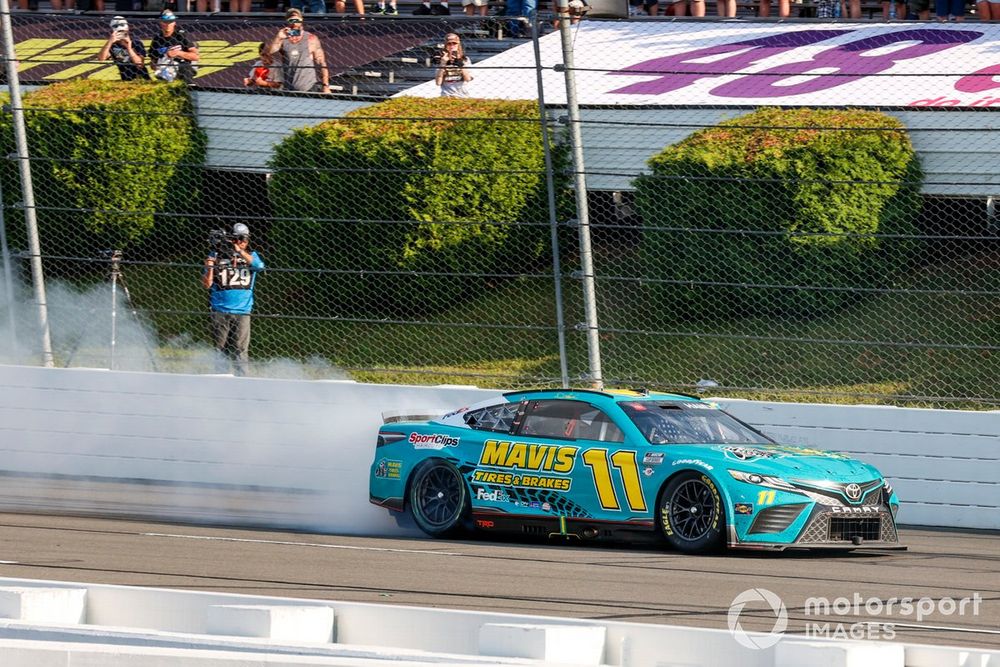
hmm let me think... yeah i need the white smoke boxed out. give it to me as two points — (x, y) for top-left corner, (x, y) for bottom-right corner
(0, 265), (349, 380)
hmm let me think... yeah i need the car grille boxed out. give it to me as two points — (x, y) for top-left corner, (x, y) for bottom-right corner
(829, 517), (880, 541)
(748, 503), (808, 535)
(797, 512), (898, 544)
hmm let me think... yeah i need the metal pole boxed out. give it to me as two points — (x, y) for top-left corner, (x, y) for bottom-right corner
(0, 0), (53, 367)
(109, 251), (120, 370)
(554, 0), (602, 389)
(531, 14), (569, 389)
(0, 174), (17, 353)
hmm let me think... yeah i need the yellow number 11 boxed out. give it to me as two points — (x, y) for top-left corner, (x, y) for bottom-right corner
(582, 449), (647, 512)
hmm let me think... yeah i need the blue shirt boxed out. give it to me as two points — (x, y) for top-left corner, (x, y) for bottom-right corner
(206, 251), (264, 315)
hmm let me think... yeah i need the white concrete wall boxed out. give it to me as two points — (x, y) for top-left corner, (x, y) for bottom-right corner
(0, 364), (996, 531)
(0, 576), (995, 667)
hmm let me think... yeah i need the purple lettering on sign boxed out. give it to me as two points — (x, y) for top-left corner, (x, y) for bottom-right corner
(713, 29), (981, 99)
(607, 30), (852, 96)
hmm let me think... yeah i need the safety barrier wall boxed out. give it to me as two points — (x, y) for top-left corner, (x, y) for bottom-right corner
(0, 364), (996, 531)
(0, 576), (994, 667)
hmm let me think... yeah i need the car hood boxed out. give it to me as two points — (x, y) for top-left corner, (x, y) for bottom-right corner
(706, 443), (880, 481)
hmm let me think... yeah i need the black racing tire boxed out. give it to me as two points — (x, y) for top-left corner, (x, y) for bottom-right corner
(658, 471), (725, 554)
(408, 459), (468, 538)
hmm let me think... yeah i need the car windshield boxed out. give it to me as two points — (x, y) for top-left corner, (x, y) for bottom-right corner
(620, 402), (774, 445)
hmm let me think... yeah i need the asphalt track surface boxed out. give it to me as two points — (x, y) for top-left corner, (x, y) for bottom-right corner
(0, 513), (996, 651)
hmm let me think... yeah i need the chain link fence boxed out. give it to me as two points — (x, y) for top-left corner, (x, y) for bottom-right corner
(1, 11), (998, 407)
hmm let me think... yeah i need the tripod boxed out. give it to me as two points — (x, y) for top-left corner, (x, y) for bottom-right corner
(65, 250), (158, 371)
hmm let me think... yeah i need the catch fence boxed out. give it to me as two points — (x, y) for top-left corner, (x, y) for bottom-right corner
(1, 10), (998, 407)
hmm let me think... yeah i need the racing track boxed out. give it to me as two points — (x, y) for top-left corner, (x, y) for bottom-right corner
(0, 512), (996, 651)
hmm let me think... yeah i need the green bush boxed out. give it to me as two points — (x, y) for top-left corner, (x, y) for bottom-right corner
(633, 108), (923, 319)
(0, 80), (205, 260)
(267, 96), (564, 316)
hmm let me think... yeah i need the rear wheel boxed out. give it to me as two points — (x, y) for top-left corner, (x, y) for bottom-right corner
(659, 471), (725, 554)
(408, 460), (468, 537)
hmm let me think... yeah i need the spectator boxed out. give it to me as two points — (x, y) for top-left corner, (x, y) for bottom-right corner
(462, 0), (487, 15)
(414, 0), (451, 13)
(201, 223), (265, 377)
(758, 0), (790, 16)
(906, 0), (931, 17)
(977, 0), (999, 19)
(289, 0), (328, 12)
(244, 41), (282, 90)
(374, 0), (399, 12)
(936, 0), (966, 17)
(231, 0), (252, 12)
(335, 0), (366, 13)
(881, 0), (906, 16)
(552, 0), (587, 20)
(435, 33), (472, 98)
(269, 9), (332, 93)
(149, 10), (199, 85)
(669, 0), (705, 15)
(503, 0), (531, 33)
(716, 0), (735, 15)
(98, 16), (149, 81)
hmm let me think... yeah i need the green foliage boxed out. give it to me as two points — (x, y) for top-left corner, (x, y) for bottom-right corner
(267, 96), (564, 316)
(0, 80), (205, 259)
(633, 108), (923, 318)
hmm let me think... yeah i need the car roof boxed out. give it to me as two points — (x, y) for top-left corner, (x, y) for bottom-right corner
(502, 388), (704, 405)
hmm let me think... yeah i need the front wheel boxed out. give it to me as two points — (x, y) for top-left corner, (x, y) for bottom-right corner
(408, 459), (468, 538)
(658, 471), (725, 554)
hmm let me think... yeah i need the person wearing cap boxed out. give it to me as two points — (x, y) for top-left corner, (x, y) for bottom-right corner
(149, 10), (199, 85)
(201, 223), (265, 377)
(98, 16), (149, 81)
(268, 9), (331, 94)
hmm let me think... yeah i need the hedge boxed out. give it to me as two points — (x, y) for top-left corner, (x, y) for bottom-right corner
(633, 108), (923, 319)
(0, 80), (205, 261)
(267, 96), (564, 316)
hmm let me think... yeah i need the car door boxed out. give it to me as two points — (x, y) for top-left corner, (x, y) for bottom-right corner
(515, 399), (649, 521)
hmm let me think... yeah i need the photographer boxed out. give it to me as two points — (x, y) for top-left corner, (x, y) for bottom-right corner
(98, 16), (149, 81)
(434, 33), (472, 98)
(201, 223), (265, 377)
(149, 10), (199, 85)
(268, 9), (331, 94)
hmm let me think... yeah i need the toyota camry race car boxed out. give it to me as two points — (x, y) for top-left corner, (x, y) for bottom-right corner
(369, 389), (904, 553)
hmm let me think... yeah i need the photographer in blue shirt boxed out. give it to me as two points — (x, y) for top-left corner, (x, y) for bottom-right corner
(201, 223), (264, 376)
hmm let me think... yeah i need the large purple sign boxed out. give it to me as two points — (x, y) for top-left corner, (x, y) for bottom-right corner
(401, 22), (1000, 107)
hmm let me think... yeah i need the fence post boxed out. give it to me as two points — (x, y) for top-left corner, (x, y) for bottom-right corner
(554, 0), (602, 389)
(532, 14), (569, 389)
(0, 173), (15, 352)
(0, 0), (53, 367)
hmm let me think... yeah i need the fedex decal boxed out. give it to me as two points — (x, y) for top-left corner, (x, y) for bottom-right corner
(402, 23), (1000, 107)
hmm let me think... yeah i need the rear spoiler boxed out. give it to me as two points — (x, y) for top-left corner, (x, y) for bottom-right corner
(381, 409), (447, 424)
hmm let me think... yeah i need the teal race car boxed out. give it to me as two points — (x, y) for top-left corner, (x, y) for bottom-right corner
(369, 389), (904, 553)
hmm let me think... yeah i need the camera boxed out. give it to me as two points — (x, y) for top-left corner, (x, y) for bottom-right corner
(289, 28), (301, 36)
(113, 29), (128, 41)
(208, 228), (239, 257)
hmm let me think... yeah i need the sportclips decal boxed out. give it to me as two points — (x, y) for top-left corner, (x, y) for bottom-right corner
(402, 22), (1000, 107)
(10, 13), (450, 88)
